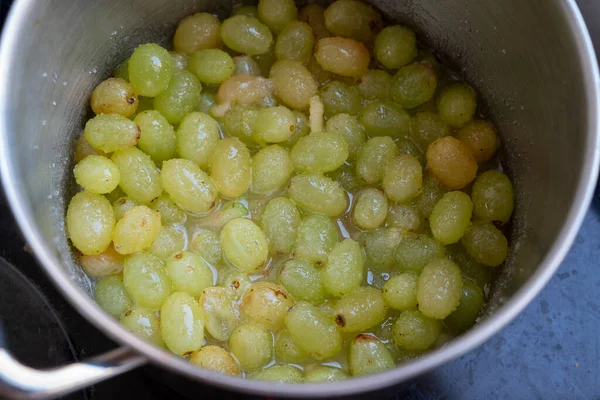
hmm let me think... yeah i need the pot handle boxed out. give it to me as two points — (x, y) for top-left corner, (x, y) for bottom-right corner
(0, 346), (146, 400)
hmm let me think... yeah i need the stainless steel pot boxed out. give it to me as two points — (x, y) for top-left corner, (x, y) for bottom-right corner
(0, 0), (598, 399)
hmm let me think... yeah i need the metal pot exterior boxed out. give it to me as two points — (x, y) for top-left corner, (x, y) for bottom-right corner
(0, 0), (598, 398)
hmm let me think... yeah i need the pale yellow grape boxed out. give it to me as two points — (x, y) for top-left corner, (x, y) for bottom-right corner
(251, 145), (294, 196)
(229, 322), (273, 370)
(196, 200), (249, 231)
(348, 334), (395, 376)
(209, 137), (251, 198)
(161, 159), (218, 214)
(74, 134), (108, 164)
(233, 56), (262, 76)
(279, 258), (327, 304)
(166, 251), (214, 297)
(120, 307), (164, 347)
(356, 136), (398, 184)
(324, 0), (382, 43)
(455, 120), (498, 164)
(288, 174), (348, 217)
(221, 15), (273, 56)
(252, 365), (304, 383)
(122, 252), (172, 310)
(79, 244), (124, 278)
(322, 239), (364, 297)
(113, 206), (161, 255)
(383, 272), (419, 311)
(334, 287), (388, 332)
(360, 101), (410, 138)
(299, 4), (330, 41)
(189, 346), (241, 376)
(214, 75), (273, 115)
(112, 197), (138, 221)
(357, 228), (403, 270)
(417, 258), (463, 319)
(134, 110), (177, 165)
(173, 13), (222, 55)
(260, 197), (301, 254)
(176, 112), (220, 169)
(285, 302), (342, 360)
(188, 49), (235, 85)
(357, 70), (392, 101)
(220, 218), (269, 273)
(161, 292), (204, 355)
(275, 329), (310, 363)
(382, 154), (423, 204)
(392, 310), (441, 350)
(305, 365), (349, 382)
(386, 203), (421, 232)
(325, 114), (367, 161)
(84, 114), (140, 153)
(111, 147), (162, 204)
(461, 221), (509, 267)
(153, 70), (202, 124)
(170, 52), (188, 72)
(190, 229), (222, 266)
(128, 43), (173, 97)
(219, 269), (253, 298)
(148, 226), (185, 260)
(199, 286), (239, 341)
(270, 60), (318, 111)
(66, 191), (115, 256)
(393, 233), (445, 273)
(430, 191), (473, 245)
(426, 136), (478, 190)
(471, 170), (514, 224)
(275, 21), (314, 64)
(241, 282), (294, 330)
(294, 214), (338, 266)
(148, 195), (187, 226)
(74, 155), (120, 194)
(258, 0), (297, 34)
(352, 188), (388, 230)
(90, 77), (138, 117)
(254, 106), (296, 144)
(290, 131), (348, 174)
(314, 37), (370, 77)
(94, 275), (132, 318)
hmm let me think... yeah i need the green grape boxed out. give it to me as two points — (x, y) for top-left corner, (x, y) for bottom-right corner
(324, 0), (382, 43)
(270, 60), (318, 111)
(254, 106), (296, 144)
(219, 269), (253, 298)
(446, 243), (495, 290)
(134, 110), (177, 165)
(417, 258), (463, 319)
(148, 226), (185, 260)
(387, 203), (421, 232)
(251, 145), (294, 196)
(334, 287), (388, 332)
(471, 170), (514, 224)
(188, 49), (235, 85)
(348, 334), (395, 376)
(136, 96), (155, 114)
(261, 197), (301, 254)
(306, 54), (334, 86)
(392, 310), (441, 350)
(176, 112), (220, 169)
(170, 52), (188, 72)
(241, 282), (294, 330)
(319, 81), (361, 118)
(113, 205), (161, 255)
(95, 275), (132, 318)
(229, 322), (273, 370)
(275, 21), (314, 64)
(79, 244), (124, 278)
(254, 49), (278, 77)
(197, 88), (217, 113)
(305, 365), (348, 382)
(209, 137), (251, 198)
(456, 120), (498, 163)
(196, 200), (249, 231)
(357, 228), (403, 270)
(190, 229), (221, 266)
(161, 158), (218, 214)
(282, 111), (310, 148)
(430, 191), (473, 245)
(253, 365), (304, 383)
(374, 25), (417, 69)
(113, 58), (129, 80)
(299, 4), (330, 41)
(325, 114), (367, 161)
(410, 112), (450, 150)
(352, 188), (388, 230)
(382, 154), (423, 204)
(153, 71), (202, 124)
(112, 196), (138, 221)
(391, 62), (438, 109)
(279, 258), (327, 304)
(173, 13), (222, 55)
(84, 114), (140, 153)
(322, 239), (364, 297)
(90, 77), (138, 118)
(396, 137), (425, 165)
(285, 302), (342, 360)
(120, 307), (164, 347)
(412, 173), (446, 219)
(111, 147), (162, 204)
(74, 134), (108, 164)
(189, 345), (241, 376)
(356, 136), (398, 184)
(315, 37), (370, 77)
(461, 221), (508, 267)
(383, 271), (419, 311)
(436, 83), (477, 128)
(233, 5), (259, 17)
(333, 162), (371, 194)
(123, 252), (172, 310)
(74, 155), (120, 194)
(221, 15), (273, 56)
(148, 195), (186, 226)
(359, 101), (410, 138)
(294, 214), (338, 266)
(275, 329), (310, 363)
(288, 174), (348, 217)
(233, 56), (262, 76)
(66, 191), (114, 256)
(220, 218), (269, 273)
(166, 251), (214, 297)
(222, 105), (260, 146)
(426, 136), (478, 190)
(258, 0), (297, 34)
(291, 131), (349, 174)
(393, 233), (445, 273)
(161, 292), (204, 356)
(357, 70), (392, 101)
(128, 43), (173, 97)
(199, 286), (238, 341)
(445, 279), (485, 334)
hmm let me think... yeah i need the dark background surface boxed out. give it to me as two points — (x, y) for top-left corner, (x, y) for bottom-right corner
(1, 1), (600, 399)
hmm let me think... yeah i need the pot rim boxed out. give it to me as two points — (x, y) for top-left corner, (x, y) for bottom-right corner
(1, 0), (599, 397)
